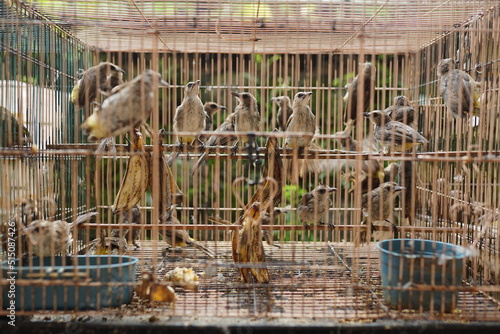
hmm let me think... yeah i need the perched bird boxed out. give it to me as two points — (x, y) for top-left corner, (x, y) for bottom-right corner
(203, 101), (227, 132)
(71, 62), (125, 110)
(398, 161), (417, 226)
(0, 106), (32, 147)
(364, 110), (428, 154)
(332, 131), (384, 180)
(361, 182), (404, 242)
(81, 70), (168, 141)
(173, 80), (207, 147)
(384, 95), (415, 125)
(285, 92), (317, 183)
(437, 58), (480, 118)
(271, 95), (293, 131)
(285, 92), (316, 150)
(343, 62), (376, 133)
(160, 215), (216, 258)
(191, 112), (237, 173)
(297, 185), (336, 230)
(23, 212), (98, 257)
(111, 205), (141, 249)
(231, 91), (261, 147)
(234, 202), (269, 283)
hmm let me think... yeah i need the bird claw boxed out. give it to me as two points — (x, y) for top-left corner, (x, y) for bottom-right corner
(303, 223), (311, 230)
(231, 142), (239, 154)
(328, 222), (335, 230)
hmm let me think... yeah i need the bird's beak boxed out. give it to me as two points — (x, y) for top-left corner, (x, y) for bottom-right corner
(159, 79), (169, 87)
(195, 80), (201, 85)
(119, 68), (126, 73)
(394, 186), (406, 192)
(220, 105), (227, 110)
(363, 112), (371, 117)
(328, 187), (337, 193)
(231, 91), (240, 97)
(271, 97), (276, 101)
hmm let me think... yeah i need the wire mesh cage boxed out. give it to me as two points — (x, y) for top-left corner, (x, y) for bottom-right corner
(1, 0), (500, 330)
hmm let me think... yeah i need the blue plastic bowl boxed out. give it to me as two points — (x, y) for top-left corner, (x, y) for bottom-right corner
(1, 255), (138, 311)
(376, 239), (470, 312)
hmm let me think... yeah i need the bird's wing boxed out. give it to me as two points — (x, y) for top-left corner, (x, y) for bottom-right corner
(383, 122), (425, 144)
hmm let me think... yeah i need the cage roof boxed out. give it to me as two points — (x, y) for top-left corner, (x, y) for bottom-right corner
(18, 0), (497, 54)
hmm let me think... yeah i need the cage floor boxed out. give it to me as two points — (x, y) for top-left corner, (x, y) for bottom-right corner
(23, 240), (500, 324)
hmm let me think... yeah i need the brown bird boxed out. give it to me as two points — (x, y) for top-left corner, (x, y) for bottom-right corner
(285, 92), (317, 184)
(0, 106), (32, 147)
(231, 91), (261, 147)
(271, 95), (293, 131)
(173, 80), (207, 147)
(332, 131), (384, 181)
(343, 62), (376, 133)
(297, 185), (336, 230)
(234, 202), (269, 283)
(364, 110), (428, 154)
(160, 215), (216, 258)
(437, 58), (480, 118)
(81, 70), (169, 141)
(23, 212), (98, 257)
(111, 205), (141, 249)
(384, 95), (415, 125)
(398, 161), (417, 226)
(203, 101), (227, 132)
(191, 112), (237, 173)
(361, 182), (404, 242)
(285, 92), (316, 150)
(71, 62), (125, 110)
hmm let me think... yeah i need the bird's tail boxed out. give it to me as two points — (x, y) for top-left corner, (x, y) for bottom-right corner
(191, 152), (208, 175)
(187, 239), (216, 258)
(69, 211), (99, 229)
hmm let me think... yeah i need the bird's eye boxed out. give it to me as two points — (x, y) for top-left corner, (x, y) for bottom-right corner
(319, 188), (327, 194)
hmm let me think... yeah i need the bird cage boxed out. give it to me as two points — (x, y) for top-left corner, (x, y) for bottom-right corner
(1, 0), (500, 330)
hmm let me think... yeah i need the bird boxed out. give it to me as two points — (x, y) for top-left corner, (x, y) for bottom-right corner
(71, 62), (125, 110)
(160, 215), (216, 258)
(285, 92), (316, 150)
(81, 69), (169, 141)
(173, 80), (207, 147)
(398, 161), (417, 226)
(0, 106), (32, 147)
(271, 95), (293, 131)
(343, 62), (376, 133)
(364, 110), (428, 154)
(331, 131), (384, 181)
(203, 101), (227, 132)
(360, 182), (404, 242)
(231, 91), (261, 148)
(23, 212), (98, 257)
(111, 205), (141, 249)
(285, 92), (317, 183)
(191, 112), (237, 173)
(437, 58), (480, 118)
(297, 185), (336, 230)
(384, 95), (415, 125)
